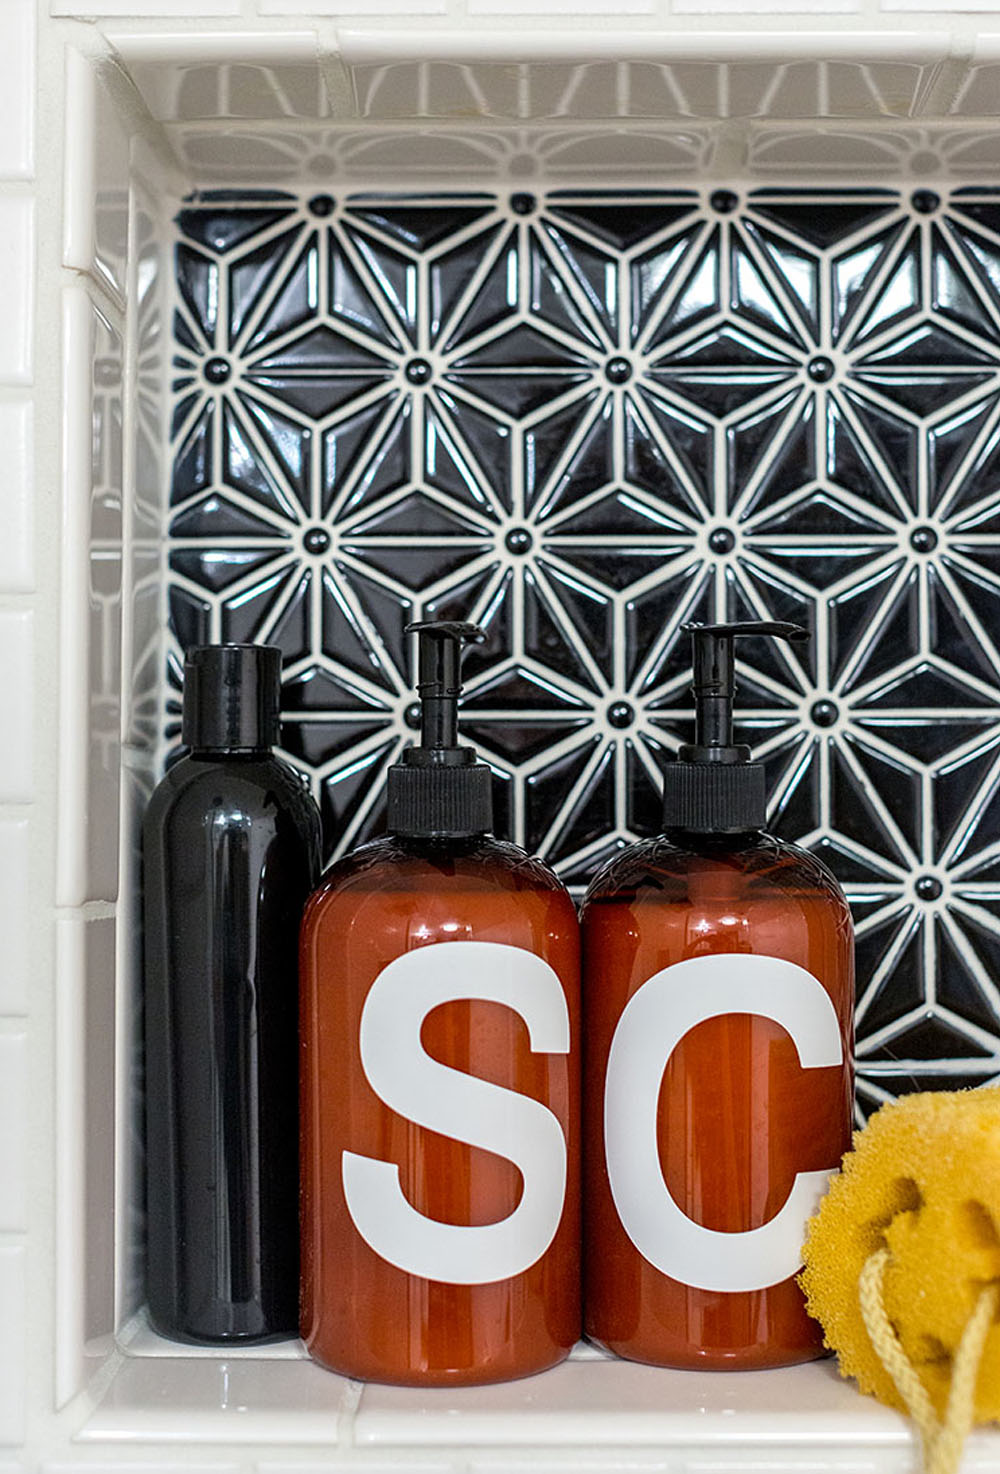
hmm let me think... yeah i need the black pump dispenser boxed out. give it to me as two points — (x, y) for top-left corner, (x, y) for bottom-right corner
(387, 621), (493, 838)
(662, 620), (809, 833)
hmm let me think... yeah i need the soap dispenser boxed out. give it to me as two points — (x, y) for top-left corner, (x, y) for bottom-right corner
(581, 620), (854, 1371)
(299, 621), (581, 1386)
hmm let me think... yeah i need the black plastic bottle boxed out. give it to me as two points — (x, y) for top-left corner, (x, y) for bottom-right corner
(143, 644), (322, 1343)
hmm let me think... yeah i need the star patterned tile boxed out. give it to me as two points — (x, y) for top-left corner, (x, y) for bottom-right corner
(168, 184), (1000, 1111)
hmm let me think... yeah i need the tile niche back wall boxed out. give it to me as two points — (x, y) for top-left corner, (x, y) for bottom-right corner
(168, 182), (1000, 1116)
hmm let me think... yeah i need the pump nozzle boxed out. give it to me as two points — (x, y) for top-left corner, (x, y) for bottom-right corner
(663, 619), (810, 833)
(407, 620), (485, 751)
(386, 620), (493, 838)
(681, 620), (808, 763)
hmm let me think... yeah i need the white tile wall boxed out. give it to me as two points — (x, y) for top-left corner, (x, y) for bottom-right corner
(0, 400), (33, 595)
(0, 1032), (28, 1233)
(0, 1245), (26, 1445)
(0, 0), (34, 181)
(260, 0), (446, 10)
(0, 199), (33, 385)
(0, 821), (29, 1017)
(53, 0), (242, 14)
(470, 0), (653, 11)
(0, 612), (33, 804)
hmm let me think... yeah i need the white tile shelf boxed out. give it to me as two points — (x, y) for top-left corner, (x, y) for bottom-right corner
(83, 1323), (933, 1466)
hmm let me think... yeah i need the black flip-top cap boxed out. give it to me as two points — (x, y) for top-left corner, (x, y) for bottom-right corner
(182, 644), (282, 752)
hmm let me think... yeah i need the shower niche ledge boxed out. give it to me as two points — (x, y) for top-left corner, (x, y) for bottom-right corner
(53, 21), (1000, 1470)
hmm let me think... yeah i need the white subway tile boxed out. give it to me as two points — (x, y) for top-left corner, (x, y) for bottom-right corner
(0, 0), (33, 180)
(53, 0), (241, 14)
(678, 0), (856, 11)
(0, 820), (29, 1016)
(0, 198), (33, 384)
(471, 0), (652, 11)
(260, 0), (445, 10)
(0, 1032), (27, 1231)
(0, 612), (32, 803)
(0, 399), (33, 593)
(0, 1245), (26, 1445)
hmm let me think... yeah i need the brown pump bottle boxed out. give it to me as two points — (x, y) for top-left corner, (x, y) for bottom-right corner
(581, 621), (854, 1371)
(299, 622), (581, 1386)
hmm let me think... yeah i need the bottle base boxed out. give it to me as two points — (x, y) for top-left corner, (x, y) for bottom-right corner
(146, 1307), (299, 1347)
(585, 1334), (832, 1372)
(304, 1339), (575, 1387)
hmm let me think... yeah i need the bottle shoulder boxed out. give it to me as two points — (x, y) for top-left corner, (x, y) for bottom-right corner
(145, 752), (320, 836)
(581, 831), (849, 914)
(306, 833), (574, 908)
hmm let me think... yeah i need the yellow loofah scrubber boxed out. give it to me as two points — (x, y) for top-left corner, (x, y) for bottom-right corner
(801, 1087), (1000, 1474)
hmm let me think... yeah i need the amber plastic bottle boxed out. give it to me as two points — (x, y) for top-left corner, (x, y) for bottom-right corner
(300, 621), (580, 1386)
(581, 621), (854, 1371)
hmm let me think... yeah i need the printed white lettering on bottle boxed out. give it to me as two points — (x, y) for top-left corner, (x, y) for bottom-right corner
(604, 953), (843, 1293)
(342, 940), (571, 1285)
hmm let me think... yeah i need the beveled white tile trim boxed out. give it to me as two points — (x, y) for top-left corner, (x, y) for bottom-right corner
(0, 197), (33, 386)
(105, 29), (323, 122)
(79, 1357), (354, 1443)
(0, 0), (34, 181)
(54, 915), (86, 1409)
(0, 612), (33, 804)
(0, 399), (33, 594)
(0, 1031), (28, 1232)
(0, 1244), (26, 1445)
(336, 28), (949, 63)
(0, 820), (29, 1016)
(56, 289), (93, 909)
(63, 49), (98, 279)
(353, 1356), (908, 1449)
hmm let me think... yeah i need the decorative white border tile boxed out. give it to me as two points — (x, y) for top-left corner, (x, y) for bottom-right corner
(0, 399), (33, 594)
(0, 611), (33, 804)
(0, 1031), (28, 1232)
(0, 0), (34, 181)
(0, 1245), (26, 1445)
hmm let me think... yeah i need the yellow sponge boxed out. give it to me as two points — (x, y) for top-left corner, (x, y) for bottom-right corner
(800, 1088), (1000, 1420)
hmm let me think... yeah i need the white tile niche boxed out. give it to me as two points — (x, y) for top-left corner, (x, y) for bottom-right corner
(42, 20), (1000, 1472)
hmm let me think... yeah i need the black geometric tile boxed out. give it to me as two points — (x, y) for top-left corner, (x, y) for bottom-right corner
(169, 186), (1000, 1100)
